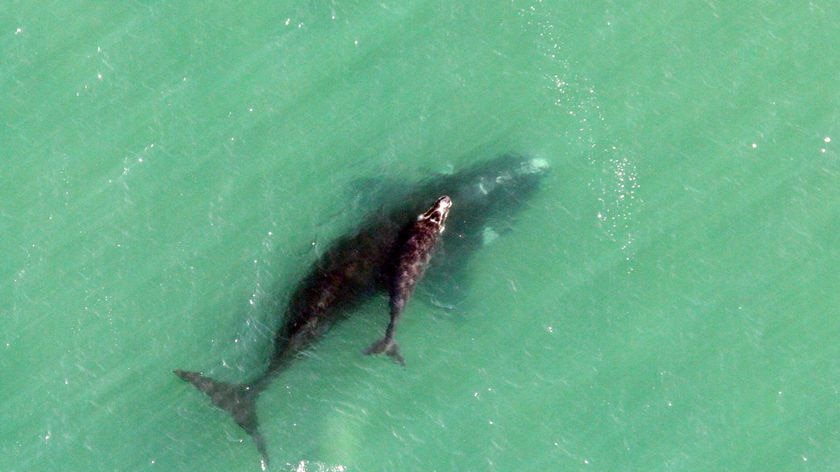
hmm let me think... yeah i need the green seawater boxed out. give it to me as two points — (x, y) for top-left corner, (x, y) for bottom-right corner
(2, 2), (838, 471)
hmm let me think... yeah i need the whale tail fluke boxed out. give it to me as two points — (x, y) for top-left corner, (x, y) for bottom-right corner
(364, 338), (405, 366)
(174, 369), (269, 471)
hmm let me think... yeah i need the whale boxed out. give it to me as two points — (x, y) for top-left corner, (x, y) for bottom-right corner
(174, 154), (548, 469)
(365, 195), (452, 365)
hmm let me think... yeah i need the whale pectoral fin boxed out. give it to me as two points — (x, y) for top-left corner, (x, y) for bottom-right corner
(364, 338), (405, 366)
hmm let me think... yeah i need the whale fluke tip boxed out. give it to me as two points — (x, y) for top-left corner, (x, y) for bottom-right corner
(174, 368), (269, 468)
(365, 338), (405, 366)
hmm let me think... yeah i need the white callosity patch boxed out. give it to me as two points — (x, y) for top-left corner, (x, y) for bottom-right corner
(525, 157), (550, 173)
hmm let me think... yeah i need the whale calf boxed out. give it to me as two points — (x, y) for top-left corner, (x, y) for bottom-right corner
(174, 155), (548, 469)
(366, 195), (452, 365)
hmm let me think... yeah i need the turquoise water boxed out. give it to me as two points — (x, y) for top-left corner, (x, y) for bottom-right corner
(2, 2), (838, 471)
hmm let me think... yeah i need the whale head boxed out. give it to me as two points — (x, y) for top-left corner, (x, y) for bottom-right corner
(418, 195), (453, 233)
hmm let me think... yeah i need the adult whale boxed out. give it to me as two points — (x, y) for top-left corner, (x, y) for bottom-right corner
(174, 154), (548, 469)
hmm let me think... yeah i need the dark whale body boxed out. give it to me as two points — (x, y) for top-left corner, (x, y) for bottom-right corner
(174, 155), (548, 469)
(366, 195), (452, 365)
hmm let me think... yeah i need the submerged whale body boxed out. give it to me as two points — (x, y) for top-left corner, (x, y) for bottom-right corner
(174, 154), (548, 469)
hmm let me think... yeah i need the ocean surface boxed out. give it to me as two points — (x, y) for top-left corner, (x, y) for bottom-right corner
(2, 2), (838, 471)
